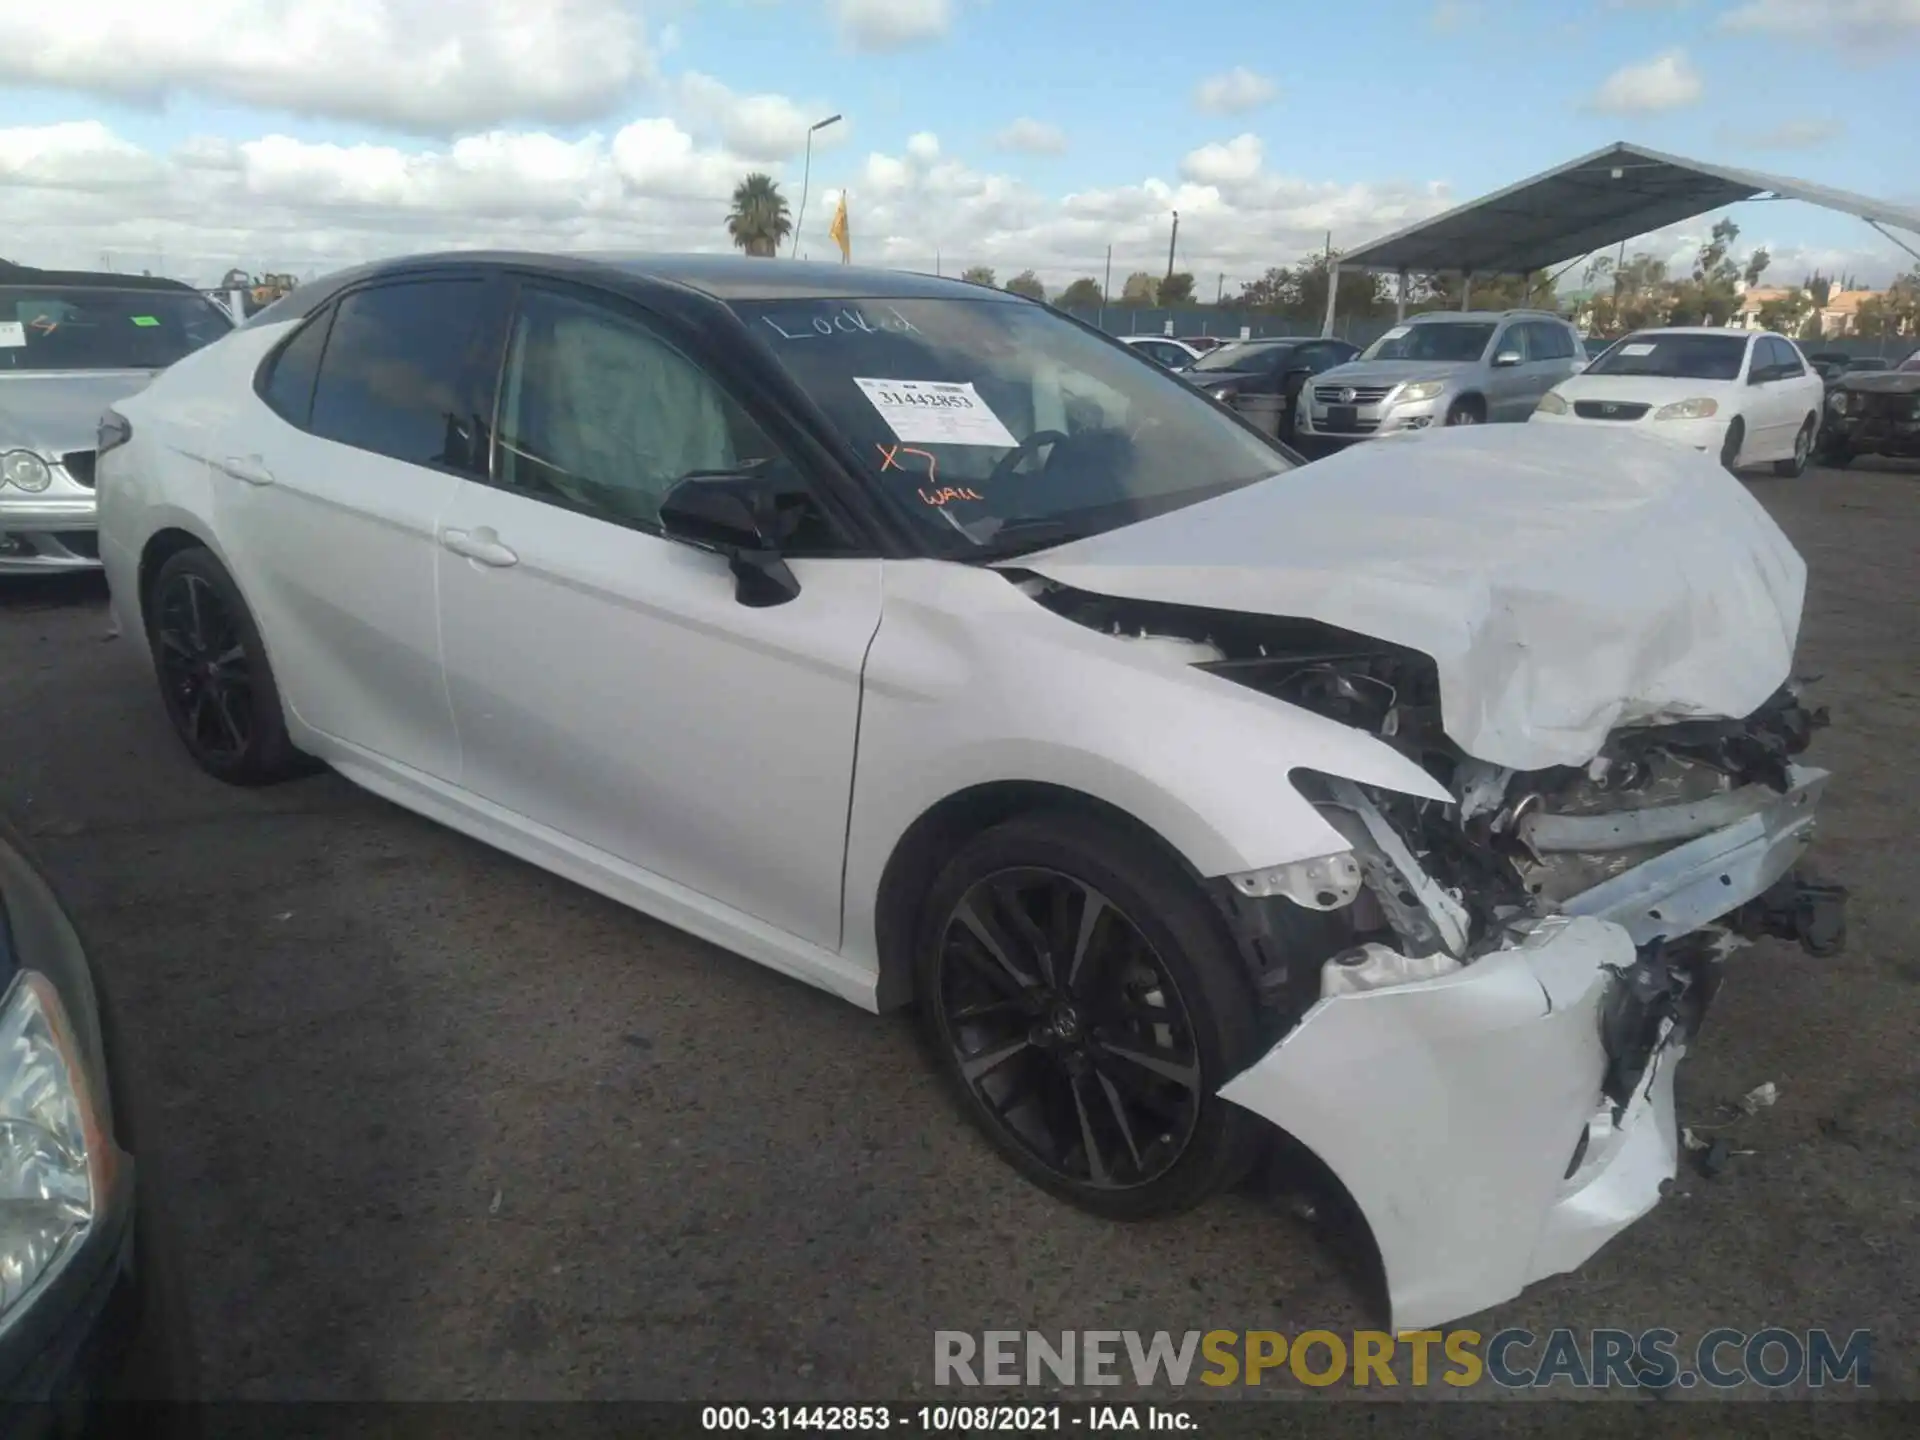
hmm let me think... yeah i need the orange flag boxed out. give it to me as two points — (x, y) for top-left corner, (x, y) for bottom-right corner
(828, 192), (850, 263)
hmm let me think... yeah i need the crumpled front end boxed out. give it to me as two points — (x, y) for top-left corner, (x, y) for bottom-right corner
(1206, 668), (1844, 1330)
(1021, 579), (1846, 1328)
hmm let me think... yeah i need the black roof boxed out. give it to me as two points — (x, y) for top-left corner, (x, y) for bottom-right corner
(245, 250), (1019, 328)
(0, 261), (200, 294)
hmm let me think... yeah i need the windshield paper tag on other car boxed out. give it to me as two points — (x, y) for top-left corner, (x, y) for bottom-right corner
(1620, 342), (1657, 356)
(853, 378), (1019, 447)
(130, 316), (161, 327)
(0, 321), (24, 348)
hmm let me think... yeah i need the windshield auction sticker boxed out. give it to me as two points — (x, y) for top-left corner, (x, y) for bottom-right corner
(854, 378), (1019, 448)
(0, 322), (24, 348)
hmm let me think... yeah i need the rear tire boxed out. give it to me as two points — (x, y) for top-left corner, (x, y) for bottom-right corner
(1719, 418), (1746, 472)
(1774, 416), (1816, 477)
(144, 548), (313, 786)
(914, 811), (1269, 1221)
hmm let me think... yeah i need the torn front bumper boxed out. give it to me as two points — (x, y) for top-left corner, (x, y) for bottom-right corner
(1218, 763), (1839, 1332)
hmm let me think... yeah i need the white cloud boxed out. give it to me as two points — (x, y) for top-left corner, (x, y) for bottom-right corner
(0, 0), (651, 134)
(13, 118), (1902, 297)
(1584, 49), (1704, 113)
(992, 118), (1068, 155)
(1720, 0), (1920, 54)
(1726, 116), (1846, 150)
(673, 73), (847, 162)
(1192, 67), (1278, 115)
(1180, 135), (1263, 187)
(831, 0), (953, 52)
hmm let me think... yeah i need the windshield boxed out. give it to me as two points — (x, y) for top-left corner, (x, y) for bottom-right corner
(1584, 332), (1748, 381)
(1188, 341), (1290, 373)
(0, 285), (233, 373)
(732, 297), (1294, 558)
(1360, 322), (1495, 363)
(1845, 358), (1889, 371)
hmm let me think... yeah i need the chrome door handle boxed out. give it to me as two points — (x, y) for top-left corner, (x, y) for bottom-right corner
(440, 527), (519, 568)
(221, 456), (275, 486)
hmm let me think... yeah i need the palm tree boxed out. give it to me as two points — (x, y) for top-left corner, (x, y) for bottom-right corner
(726, 173), (793, 259)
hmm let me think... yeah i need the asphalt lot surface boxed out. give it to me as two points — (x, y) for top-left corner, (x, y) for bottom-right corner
(1, 460), (1914, 1409)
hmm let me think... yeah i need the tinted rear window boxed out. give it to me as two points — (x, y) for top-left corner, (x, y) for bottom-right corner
(309, 280), (489, 470)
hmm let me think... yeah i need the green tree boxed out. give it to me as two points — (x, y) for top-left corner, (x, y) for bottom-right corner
(960, 264), (997, 287)
(1757, 290), (1814, 336)
(1234, 267), (1291, 311)
(1742, 247), (1772, 290)
(1004, 270), (1046, 301)
(1158, 272), (1197, 307)
(1412, 270), (1559, 314)
(1289, 253), (1389, 323)
(725, 173), (792, 258)
(1804, 272), (1833, 308)
(1056, 277), (1104, 309)
(1120, 271), (1158, 305)
(1668, 218), (1745, 325)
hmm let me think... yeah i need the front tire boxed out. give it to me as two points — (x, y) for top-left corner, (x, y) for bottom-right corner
(145, 548), (312, 786)
(1719, 418), (1746, 472)
(914, 811), (1268, 1220)
(1774, 416), (1816, 477)
(1443, 396), (1483, 427)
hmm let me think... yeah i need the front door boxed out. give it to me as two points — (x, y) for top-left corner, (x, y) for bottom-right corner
(434, 278), (883, 950)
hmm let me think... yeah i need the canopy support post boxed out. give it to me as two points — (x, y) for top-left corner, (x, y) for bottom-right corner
(1461, 272), (1473, 310)
(1320, 261), (1340, 337)
(1395, 269), (1408, 322)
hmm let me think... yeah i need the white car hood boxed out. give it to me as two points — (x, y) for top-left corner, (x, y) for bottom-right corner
(1015, 424), (1806, 771)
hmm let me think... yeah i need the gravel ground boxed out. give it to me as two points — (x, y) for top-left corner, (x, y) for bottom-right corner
(0, 461), (1913, 1416)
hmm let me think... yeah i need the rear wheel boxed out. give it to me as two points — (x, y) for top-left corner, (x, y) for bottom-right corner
(1774, 416), (1816, 477)
(914, 812), (1268, 1220)
(1719, 418), (1746, 472)
(145, 548), (312, 785)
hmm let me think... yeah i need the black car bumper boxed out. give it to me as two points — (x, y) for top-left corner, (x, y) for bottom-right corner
(1825, 411), (1920, 457)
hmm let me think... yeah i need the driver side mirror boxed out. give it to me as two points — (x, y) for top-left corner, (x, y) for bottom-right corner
(658, 469), (803, 608)
(1491, 350), (1522, 368)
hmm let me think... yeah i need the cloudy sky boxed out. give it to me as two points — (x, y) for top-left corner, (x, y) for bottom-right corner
(0, 0), (1913, 293)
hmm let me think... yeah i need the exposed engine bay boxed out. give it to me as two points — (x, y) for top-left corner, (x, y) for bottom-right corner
(1022, 575), (1844, 1047)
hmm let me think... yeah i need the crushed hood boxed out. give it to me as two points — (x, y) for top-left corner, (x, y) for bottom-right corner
(0, 370), (158, 452)
(1015, 424), (1806, 771)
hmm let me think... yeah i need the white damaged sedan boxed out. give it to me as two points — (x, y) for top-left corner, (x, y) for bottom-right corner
(93, 253), (1843, 1331)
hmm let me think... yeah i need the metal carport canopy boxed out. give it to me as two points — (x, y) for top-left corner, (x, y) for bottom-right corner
(1336, 141), (1920, 277)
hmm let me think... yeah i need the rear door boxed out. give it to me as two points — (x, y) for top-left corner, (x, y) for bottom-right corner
(215, 272), (501, 779)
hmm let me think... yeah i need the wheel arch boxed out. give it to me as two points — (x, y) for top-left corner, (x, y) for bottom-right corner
(136, 524), (218, 632)
(870, 780), (1210, 1012)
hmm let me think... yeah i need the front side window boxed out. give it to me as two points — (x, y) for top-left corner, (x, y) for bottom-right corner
(496, 285), (796, 533)
(309, 279), (490, 471)
(1584, 332), (1749, 382)
(1360, 322), (1496, 363)
(1769, 337), (1805, 376)
(0, 285), (232, 372)
(731, 296), (1294, 559)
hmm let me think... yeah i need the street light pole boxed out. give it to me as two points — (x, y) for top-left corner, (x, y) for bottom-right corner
(1165, 211), (1179, 281)
(791, 113), (843, 259)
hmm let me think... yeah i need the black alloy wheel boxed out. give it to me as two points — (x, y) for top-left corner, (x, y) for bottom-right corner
(146, 548), (311, 785)
(155, 571), (254, 766)
(933, 867), (1202, 1194)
